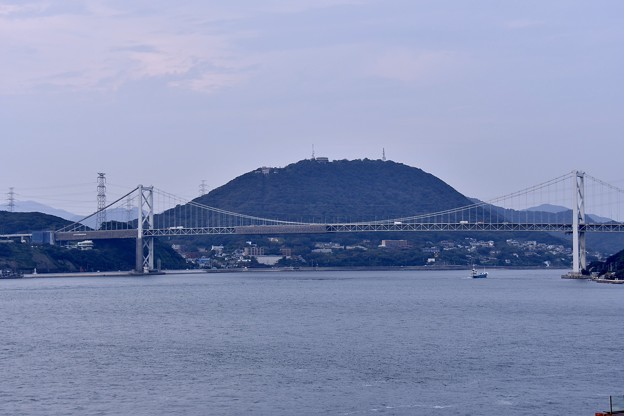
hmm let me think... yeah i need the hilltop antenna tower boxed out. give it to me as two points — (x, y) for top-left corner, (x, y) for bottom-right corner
(311, 144), (315, 160)
(96, 173), (107, 230)
(7, 187), (15, 212)
(382, 148), (386, 161)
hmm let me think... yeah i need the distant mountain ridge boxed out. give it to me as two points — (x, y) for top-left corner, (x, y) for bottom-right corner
(1, 200), (82, 222)
(525, 203), (568, 213)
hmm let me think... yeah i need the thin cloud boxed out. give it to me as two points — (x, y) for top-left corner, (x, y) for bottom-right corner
(0, 1), (377, 94)
(265, 0), (368, 14)
(0, 2), (250, 94)
(170, 71), (247, 92)
(505, 19), (545, 29)
(368, 48), (462, 84)
(0, 3), (46, 16)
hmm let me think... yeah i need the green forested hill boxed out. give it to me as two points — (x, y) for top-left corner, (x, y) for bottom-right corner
(588, 248), (624, 278)
(0, 211), (72, 234)
(195, 159), (473, 222)
(163, 158), (596, 268)
(0, 212), (186, 273)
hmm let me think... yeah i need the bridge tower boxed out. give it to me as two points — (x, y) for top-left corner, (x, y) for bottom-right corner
(136, 185), (155, 273)
(572, 170), (586, 274)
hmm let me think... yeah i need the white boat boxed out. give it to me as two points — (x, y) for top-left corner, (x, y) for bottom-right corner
(471, 267), (488, 279)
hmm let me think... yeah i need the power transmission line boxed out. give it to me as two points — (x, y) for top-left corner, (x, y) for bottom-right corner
(7, 187), (15, 212)
(199, 180), (208, 196)
(97, 173), (107, 230)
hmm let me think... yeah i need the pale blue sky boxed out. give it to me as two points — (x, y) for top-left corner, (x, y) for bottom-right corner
(1, 0), (623, 214)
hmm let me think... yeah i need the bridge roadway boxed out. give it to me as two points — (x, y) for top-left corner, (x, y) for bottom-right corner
(53, 222), (624, 241)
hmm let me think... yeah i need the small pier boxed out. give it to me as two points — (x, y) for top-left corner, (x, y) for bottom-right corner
(561, 271), (589, 280)
(592, 277), (624, 284)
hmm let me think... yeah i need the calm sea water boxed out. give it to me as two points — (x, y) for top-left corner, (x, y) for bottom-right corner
(0, 269), (622, 415)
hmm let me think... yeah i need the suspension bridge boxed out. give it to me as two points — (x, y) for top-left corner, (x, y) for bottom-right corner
(48, 170), (624, 275)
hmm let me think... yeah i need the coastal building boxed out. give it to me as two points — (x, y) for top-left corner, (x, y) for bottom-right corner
(255, 255), (282, 266)
(379, 240), (410, 249)
(76, 240), (93, 250)
(244, 246), (264, 256)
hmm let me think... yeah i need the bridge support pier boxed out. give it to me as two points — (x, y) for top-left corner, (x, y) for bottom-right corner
(572, 171), (586, 274)
(136, 185), (155, 274)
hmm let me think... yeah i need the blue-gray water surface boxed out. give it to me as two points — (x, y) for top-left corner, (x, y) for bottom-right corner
(1, 269), (622, 415)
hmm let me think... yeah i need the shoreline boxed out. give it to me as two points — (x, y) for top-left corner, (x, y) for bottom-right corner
(20, 269), (205, 279)
(203, 265), (567, 273)
(16, 265), (570, 279)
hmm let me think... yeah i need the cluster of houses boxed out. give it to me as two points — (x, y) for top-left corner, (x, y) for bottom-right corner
(419, 238), (574, 266)
(171, 235), (581, 269)
(172, 243), (290, 269)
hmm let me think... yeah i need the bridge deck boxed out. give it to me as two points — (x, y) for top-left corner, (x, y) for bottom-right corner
(53, 222), (624, 240)
(55, 230), (137, 241)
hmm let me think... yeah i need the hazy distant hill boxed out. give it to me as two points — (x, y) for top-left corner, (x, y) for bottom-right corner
(0, 201), (138, 229)
(525, 203), (568, 213)
(76, 208), (138, 229)
(192, 159), (474, 222)
(1, 201), (82, 222)
(472, 202), (624, 254)
(524, 204), (612, 223)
